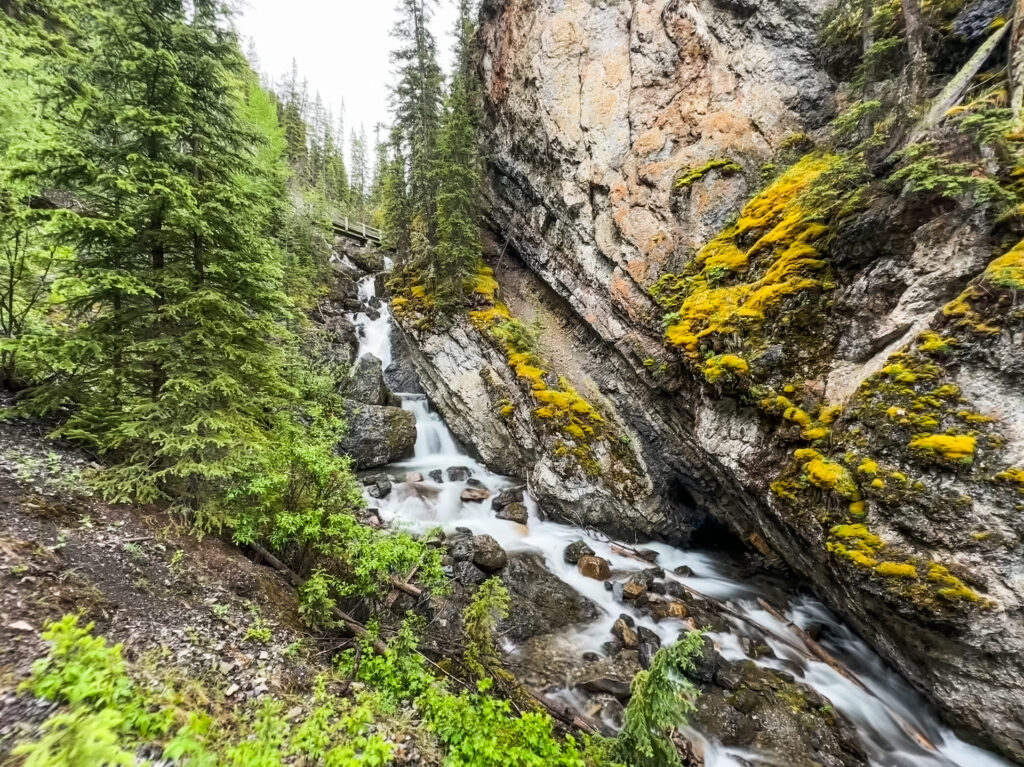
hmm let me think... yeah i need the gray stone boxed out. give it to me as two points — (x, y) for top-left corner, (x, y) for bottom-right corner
(472, 535), (508, 571)
(495, 502), (528, 525)
(447, 466), (473, 482)
(563, 539), (595, 565)
(492, 486), (525, 510)
(339, 404), (416, 470)
(344, 354), (390, 406)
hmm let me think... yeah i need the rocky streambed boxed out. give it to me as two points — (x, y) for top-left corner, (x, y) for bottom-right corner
(326, 247), (1013, 767)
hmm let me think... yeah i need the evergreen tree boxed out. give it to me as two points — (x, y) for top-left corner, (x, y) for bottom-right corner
(349, 123), (369, 216)
(23, 0), (295, 514)
(389, 0), (443, 261)
(280, 59), (308, 173)
(380, 127), (411, 255)
(432, 0), (483, 309)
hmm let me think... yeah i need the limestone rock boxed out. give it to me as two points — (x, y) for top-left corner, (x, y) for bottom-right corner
(461, 487), (491, 504)
(344, 354), (390, 406)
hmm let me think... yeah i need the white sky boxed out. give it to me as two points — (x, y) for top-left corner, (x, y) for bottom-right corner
(234, 0), (458, 150)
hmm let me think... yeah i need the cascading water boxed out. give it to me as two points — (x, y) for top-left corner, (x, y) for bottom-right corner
(348, 274), (393, 370)
(345, 268), (1011, 767)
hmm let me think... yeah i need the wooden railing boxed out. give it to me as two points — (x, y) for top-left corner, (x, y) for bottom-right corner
(332, 216), (383, 246)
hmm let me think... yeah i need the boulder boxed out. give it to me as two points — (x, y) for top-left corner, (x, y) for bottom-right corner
(651, 599), (688, 622)
(344, 354), (390, 406)
(339, 404), (416, 470)
(406, 471), (424, 483)
(347, 248), (384, 273)
(492, 486), (525, 510)
(472, 535), (508, 571)
(428, 469), (444, 483)
(461, 487), (491, 503)
(612, 615), (639, 649)
(578, 555), (611, 581)
(564, 539), (596, 565)
(495, 502), (528, 525)
(638, 627), (662, 670)
(499, 553), (600, 640)
(447, 466), (473, 482)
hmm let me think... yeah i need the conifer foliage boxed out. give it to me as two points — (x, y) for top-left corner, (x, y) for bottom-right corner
(383, 0), (484, 311)
(20, 0), (292, 509)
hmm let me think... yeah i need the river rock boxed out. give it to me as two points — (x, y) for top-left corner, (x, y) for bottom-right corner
(367, 479), (392, 499)
(563, 539), (595, 565)
(461, 487), (491, 503)
(495, 502), (528, 525)
(472, 535), (507, 571)
(447, 466), (473, 482)
(492, 486), (524, 510)
(339, 404), (416, 470)
(406, 471), (423, 483)
(577, 676), (632, 700)
(347, 247), (384, 274)
(651, 599), (688, 621)
(611, 615), (639, 649)
(498, 553), (600, 640)
(428, 469), (443, 483)
(638, 627), (661, 670)
(577, 555), (611, 581)
(621, 576), (648, 602)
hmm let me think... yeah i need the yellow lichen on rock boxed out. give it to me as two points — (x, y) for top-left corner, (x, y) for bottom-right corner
(702, 354), (750, 384)
(984, 238), (1024, 291)
(875, 562), (919, 578)
(659, 154), (837, 357)
(909, 434), (977, 464)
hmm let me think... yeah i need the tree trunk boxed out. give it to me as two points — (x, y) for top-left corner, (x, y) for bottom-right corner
(902, 0), (928, 104)
(862, 0), (876, 98)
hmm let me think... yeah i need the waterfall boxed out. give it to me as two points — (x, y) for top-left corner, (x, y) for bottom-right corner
(349, 274), (393, 370)
(346, 263), (1012, 767)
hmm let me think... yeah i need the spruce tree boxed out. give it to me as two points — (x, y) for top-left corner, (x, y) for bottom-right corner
(432, 0), (483, 309)
(349, 124), (369, 217)
(24, 0), (294, 515)
(389, 0), (443, 263)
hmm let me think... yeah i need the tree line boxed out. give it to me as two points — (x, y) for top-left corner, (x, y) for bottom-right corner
(381, 0), (484, 313)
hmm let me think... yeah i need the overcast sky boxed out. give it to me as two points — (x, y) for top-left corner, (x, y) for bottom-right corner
(234, 1), (458, 150)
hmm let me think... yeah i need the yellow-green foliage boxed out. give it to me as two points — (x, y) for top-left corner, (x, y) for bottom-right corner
(801, 450), (859, 499)
(927, 563), (986, 604)
(909, 434), (977, 464)
(702, 354), (749, 384)
(985, 238), (1024, 290)
(918, 331), (957, 355)
(858, 459), (879, 476)
(995, 467), (1024, 493)
(875, 562), (918, 578)
(676, 158), (743, 188)
(473, 266), (500, 303)
(659, 155), (837, 357)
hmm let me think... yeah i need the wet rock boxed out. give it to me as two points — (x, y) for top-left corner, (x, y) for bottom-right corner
(347, 248), (384, 274)
(452, 560), (489, 587)
(343, 354), (390, 406)
(428, 469), (444, 483)
(612, 615), (639, 649)
(406, 471), (424, 483)
(447, 466), (473, 482)
(563, 539), (595, 565)
(472, 535), (508, 571)
(449, 531), (474, 563)
(495, 502), (528, 525)
(638, 627), (662, 670)
(577, 555), (611, 581)
(633, 548), (660, 564)
(492, 486), (524, 510)
(578, 676), (632, 700)
(461, 487), (491, 503)
(367, 480), (392, 499)
(673, 564), (696, 577)
(339, 404), (416, 470)
(466, 478), (485, 489)
(651, 599), (688, 621)
(622, 576), (648, 602)
(499, 553), (600, 640)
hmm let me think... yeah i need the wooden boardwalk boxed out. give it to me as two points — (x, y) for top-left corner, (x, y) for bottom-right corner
(332, 216), (383, 246)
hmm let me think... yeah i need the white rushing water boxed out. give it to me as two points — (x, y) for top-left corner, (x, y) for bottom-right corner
(346, 271), (1011, 767)
(348, 274), (393, 370)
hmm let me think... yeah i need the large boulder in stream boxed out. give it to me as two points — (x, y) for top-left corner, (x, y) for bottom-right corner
(339, 403), (416, 470)
(342, 354), (392, 406)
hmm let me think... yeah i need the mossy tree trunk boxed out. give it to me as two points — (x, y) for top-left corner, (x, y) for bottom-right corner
(901, 0), (928, 104)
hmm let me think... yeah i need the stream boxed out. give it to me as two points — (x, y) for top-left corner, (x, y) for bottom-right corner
(346, 271), (1011, 767)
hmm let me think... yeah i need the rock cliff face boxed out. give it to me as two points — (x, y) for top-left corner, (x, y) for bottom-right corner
(446, 0), (1024, 760)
